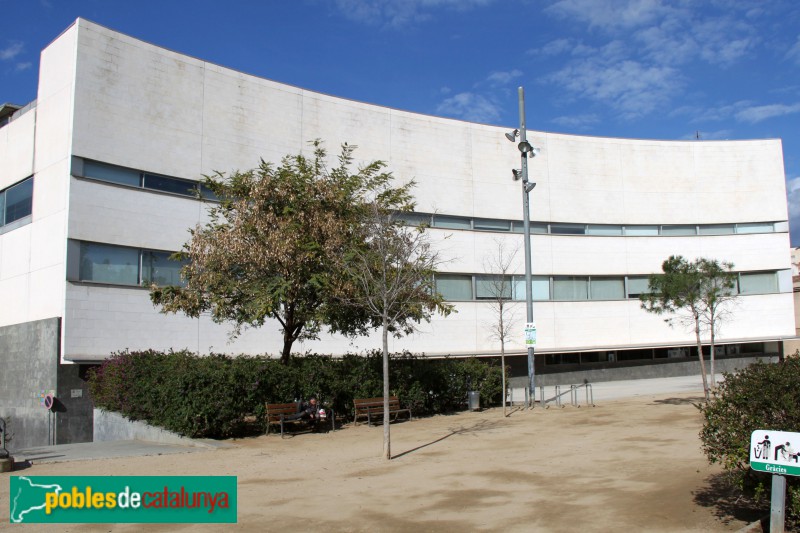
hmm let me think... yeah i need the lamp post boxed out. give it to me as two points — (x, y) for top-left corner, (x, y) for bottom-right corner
(506, 86), (538, 408)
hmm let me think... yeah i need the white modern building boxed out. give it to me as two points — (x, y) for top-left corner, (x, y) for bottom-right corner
(1, 19), (794, 447)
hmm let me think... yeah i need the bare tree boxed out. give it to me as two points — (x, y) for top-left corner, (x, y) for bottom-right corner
(337, 200), (452, 460)
(481, 239), (520, 416)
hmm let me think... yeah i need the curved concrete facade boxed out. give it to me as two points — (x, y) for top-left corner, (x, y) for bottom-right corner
(0, 18), (793, 362)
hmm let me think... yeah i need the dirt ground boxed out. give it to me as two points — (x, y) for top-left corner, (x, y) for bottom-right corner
(1, 392), (765, 532)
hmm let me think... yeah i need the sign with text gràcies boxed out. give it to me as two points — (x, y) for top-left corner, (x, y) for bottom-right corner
(750, 430), (800, 476)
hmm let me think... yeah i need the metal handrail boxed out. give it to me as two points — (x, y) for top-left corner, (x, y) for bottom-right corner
(540, 383), (595, 408)
(540, 385), (570, 408)
(569, 383), (595, 407)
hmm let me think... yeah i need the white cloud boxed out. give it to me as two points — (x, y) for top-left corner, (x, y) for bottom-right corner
(15, 62), (32, 72)
(435, 92), (501, 123)
(787, 35), (800, 65)
(546, 56), (682, 119)
(529, 38), (574, 57)
(334, 0), (495, 27)
(546, 0), (668, 32)
(735, 103), (800, 123)
(550, 113), (600, 129)
(0, 41), (23, 61)
(672, 101), (753, 123)
(485, 69), (522, 86)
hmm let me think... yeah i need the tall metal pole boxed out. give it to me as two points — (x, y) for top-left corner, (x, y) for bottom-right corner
(518, 87), (536, 408)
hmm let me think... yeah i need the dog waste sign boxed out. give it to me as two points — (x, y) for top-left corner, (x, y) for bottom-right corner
(750, 430), (800, 476)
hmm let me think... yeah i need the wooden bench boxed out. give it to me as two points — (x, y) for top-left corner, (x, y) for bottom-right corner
(265, 402), (334, 438)
(354, 396), (412, 426)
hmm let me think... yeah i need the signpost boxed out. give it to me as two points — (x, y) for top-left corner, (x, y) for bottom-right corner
(751, 430), (800, 532)
(524, 322), (536, 346)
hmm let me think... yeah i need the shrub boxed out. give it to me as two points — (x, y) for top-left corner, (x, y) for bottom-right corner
(87, 350), (502, 439)
(698, 357), (800, 522)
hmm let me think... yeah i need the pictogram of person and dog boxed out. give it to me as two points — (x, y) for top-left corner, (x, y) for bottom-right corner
(754, 435), (800, 463)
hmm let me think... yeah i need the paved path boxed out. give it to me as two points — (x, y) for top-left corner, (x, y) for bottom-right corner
(11, 438), (232, 466)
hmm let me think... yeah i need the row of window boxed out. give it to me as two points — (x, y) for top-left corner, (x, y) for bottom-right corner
(78, 159), (218, 201)
(74, 158), (782, 240)
(397, 213), (777, 237)
(0, 177), (33, 228)
(76, 242), (187, 287)
(72, 240), (781, 301)
(434, 272), (779, 301)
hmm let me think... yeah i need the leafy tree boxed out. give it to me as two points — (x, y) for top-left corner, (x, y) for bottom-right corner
(150, 141), (408, 363)
(640, 255), (738, 400)
(699, 357), (800, 525)
(482, 239), (520, 417)
(336, 198), (452, 459)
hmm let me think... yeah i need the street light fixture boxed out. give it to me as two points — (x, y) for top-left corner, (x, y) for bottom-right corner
(506, 86), (538, 408)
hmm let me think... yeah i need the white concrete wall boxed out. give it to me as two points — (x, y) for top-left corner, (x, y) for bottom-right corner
(0, 23), (76, 330)
(52, 18), (795, 359)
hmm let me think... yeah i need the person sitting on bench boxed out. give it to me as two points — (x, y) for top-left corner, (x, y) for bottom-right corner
(287, 397), (323, 426)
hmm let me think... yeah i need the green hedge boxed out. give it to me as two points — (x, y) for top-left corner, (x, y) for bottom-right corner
(87, 350), (503, 439)
(699, 357), (800, 524)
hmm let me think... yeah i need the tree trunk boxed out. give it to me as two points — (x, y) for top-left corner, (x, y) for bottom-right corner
(382, 316), (391, 460)
(709, 310), (716, 389)
(501, 341), (507, 417)
(694, 316), (710, 401)
(280, 332), (293, 364)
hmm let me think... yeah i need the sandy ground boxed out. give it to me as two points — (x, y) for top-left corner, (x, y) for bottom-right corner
(1, 392), (763, 532)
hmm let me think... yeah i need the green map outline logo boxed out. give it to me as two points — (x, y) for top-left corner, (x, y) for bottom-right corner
(8, 476), (237, 523)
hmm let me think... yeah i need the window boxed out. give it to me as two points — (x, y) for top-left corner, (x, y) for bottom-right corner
(513, 221), (548, 234)
(550, 223), (585, 235)
(661, 225), (696, 236)
(77, 242), (187, 287)
(435, 274), (473, 300)
(739, 272), (778, 295)
(143, 173), (216, 199)
(590, 277), (624, 300)
(396, 213), (431, 226)
(699, 224), (735, 235)
(476, 275), (512, 299)
(513, 275), (550, 300)
(553, 276), (588, 300)
(587, 225), (622, 236)
(624, 225), (659, 236)
(79, 242), (140, 285)
(433, 216), (471, 230)
(81, 159), (216, 200)
(737, 222), (774, 234)
(1, 177), (33, 226)
(473, 218), (510, 231)
(626, 276), (651, 298)
(142, 250), (187, 287)
(84, 160), (141, 187)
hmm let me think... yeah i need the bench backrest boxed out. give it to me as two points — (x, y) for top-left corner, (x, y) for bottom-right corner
(354, 397), (401, 412)
(265, 402), (299, 421)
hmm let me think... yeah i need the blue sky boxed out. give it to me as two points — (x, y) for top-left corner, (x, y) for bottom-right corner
(3, 0), (800, 244)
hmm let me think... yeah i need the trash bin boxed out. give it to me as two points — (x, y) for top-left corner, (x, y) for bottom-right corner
(467, 391), (480, 411)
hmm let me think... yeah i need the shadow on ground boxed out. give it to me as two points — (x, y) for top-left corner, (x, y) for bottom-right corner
(693, 472), (766, 528)
(651, 396), (706, 406)
(392, 419), (505, 460)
